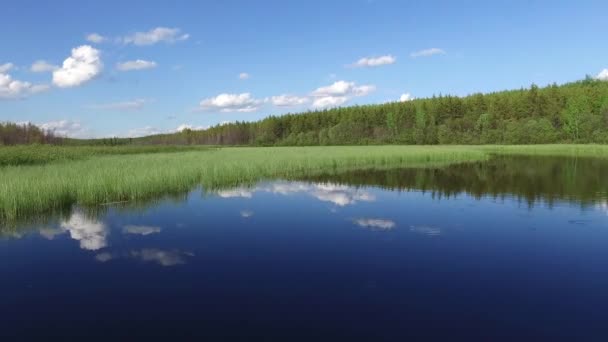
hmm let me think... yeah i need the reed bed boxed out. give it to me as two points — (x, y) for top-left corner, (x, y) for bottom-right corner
(0, 146), (488, 223)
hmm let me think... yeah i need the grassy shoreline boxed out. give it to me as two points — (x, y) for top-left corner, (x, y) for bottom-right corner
(0, 144), (606, 224)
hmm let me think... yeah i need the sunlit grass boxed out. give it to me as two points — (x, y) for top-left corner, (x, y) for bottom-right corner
(0, 146), (488, 223)
(1, 144), (607, 225)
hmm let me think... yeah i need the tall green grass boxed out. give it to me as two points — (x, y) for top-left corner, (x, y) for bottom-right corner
(482, 144), (608, 159)
(0, 146), (488, 223)
(1, 144), (607, 225)
(0, 145), (210, 166)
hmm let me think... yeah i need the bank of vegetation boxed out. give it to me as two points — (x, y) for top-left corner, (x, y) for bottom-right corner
(2, 78), (608, 147)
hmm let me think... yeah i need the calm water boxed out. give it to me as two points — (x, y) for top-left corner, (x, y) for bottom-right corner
(1, 156), (608, 340)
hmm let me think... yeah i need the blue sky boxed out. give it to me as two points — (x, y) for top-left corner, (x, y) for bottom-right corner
(1, 0), (607, 138)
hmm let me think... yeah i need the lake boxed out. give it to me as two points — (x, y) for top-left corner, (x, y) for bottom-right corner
(1, 155), (607, 340)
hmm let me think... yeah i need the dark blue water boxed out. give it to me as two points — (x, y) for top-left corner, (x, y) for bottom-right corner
(1, 157), (608, 341)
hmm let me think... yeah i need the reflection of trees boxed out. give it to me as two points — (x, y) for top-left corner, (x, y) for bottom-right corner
(298, 156), (608, 208)
(2, 156), (606, 235)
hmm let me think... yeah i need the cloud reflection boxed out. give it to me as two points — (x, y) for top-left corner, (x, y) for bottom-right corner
(60, 212), (108, 250)
(597, 201), (607, 216)
(122, 225), (162, 236)
(130, 249), (191, 266)
(354, 218), (396, 231)
(215, 182), (375, 207)
(240, 210), (254, 218)
(409, 225), (441, 236)
(217, 188), (253, 198)
(260, 182), (375, 207)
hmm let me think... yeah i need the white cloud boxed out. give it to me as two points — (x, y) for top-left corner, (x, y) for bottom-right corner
(410, 48), (446, 58)
(39, 120), (87, 137)
(312, 96), (348, 109)
(175, 123), (208, 132)
(409, 225), (441, 236)
(268, 94), (309, 107)
(200, 93), (262, 112)
(116, 59), (157, 71)
(86, 33), (107, 44)
(351, 55), (396, 68)
(122, 123), (207, 138)
(31, 60), (59, 73)
(60, 212), (108, 251)
(53, 45), (103, 88)
(239, 72), (250, 80)
(130, 249), (190, 266)
(122, 225), (162, 236)
(122, 27), (189, 46)
(354, 218), (396, 231)
(596, 69), (608, 81)
(125, 126), (163, 137)
(89, 99), (149, 111)
(0, 63), (14, 73)
(0, 72), (50, 99)
(400, 93), (413, 102)
(310, 80), (375, 109)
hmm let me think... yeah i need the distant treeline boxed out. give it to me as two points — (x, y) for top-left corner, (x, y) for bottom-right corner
(4, 77), (608, 146)
(0, 122), (62, 145)
(140, 78), (608, 145)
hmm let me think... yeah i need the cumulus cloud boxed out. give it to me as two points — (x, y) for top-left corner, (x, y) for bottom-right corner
(199, 93), (262, 112)
(0, 72), (50, 99)
(31, 60), (59, 73)
(60, 212), (108, 250)
(116, 59), (157, 71)
(0, 63), (14, 73)
(122, 225), (162, 236)
(86, 33), (107, 44)
(239, 72), (250, 80)
(130, 249), (190, 266)
(88, 99), (149, 111)
(596, 69), (608, 81)
(400, 93), (413, 102)
(410, 48), (446, 58)
(354, 218), (396, 231)
(123, 123), (207, 138)
(122, 27), (189, 46)
(310, 80), (375, 109)
(175, 123), (208, 132)
(351, 55), (396, 68)
(53, 45), (103, 88)
(125, 126), (163, 137)
(39, 120), (88, 137)
(268, 94), (309, 107)
(311, 96), (348, 109)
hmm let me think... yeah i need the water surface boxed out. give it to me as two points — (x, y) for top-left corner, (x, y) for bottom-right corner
(1, 156), (607, 340)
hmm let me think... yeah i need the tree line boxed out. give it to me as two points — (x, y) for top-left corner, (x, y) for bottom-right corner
(140, 78), (608, 146)
(0, 122), (62, 145)
(3, 77), (608, 146)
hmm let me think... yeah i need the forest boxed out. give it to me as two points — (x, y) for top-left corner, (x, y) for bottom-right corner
(2, 77), (608, 146)
(0, 122), (62, 145)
